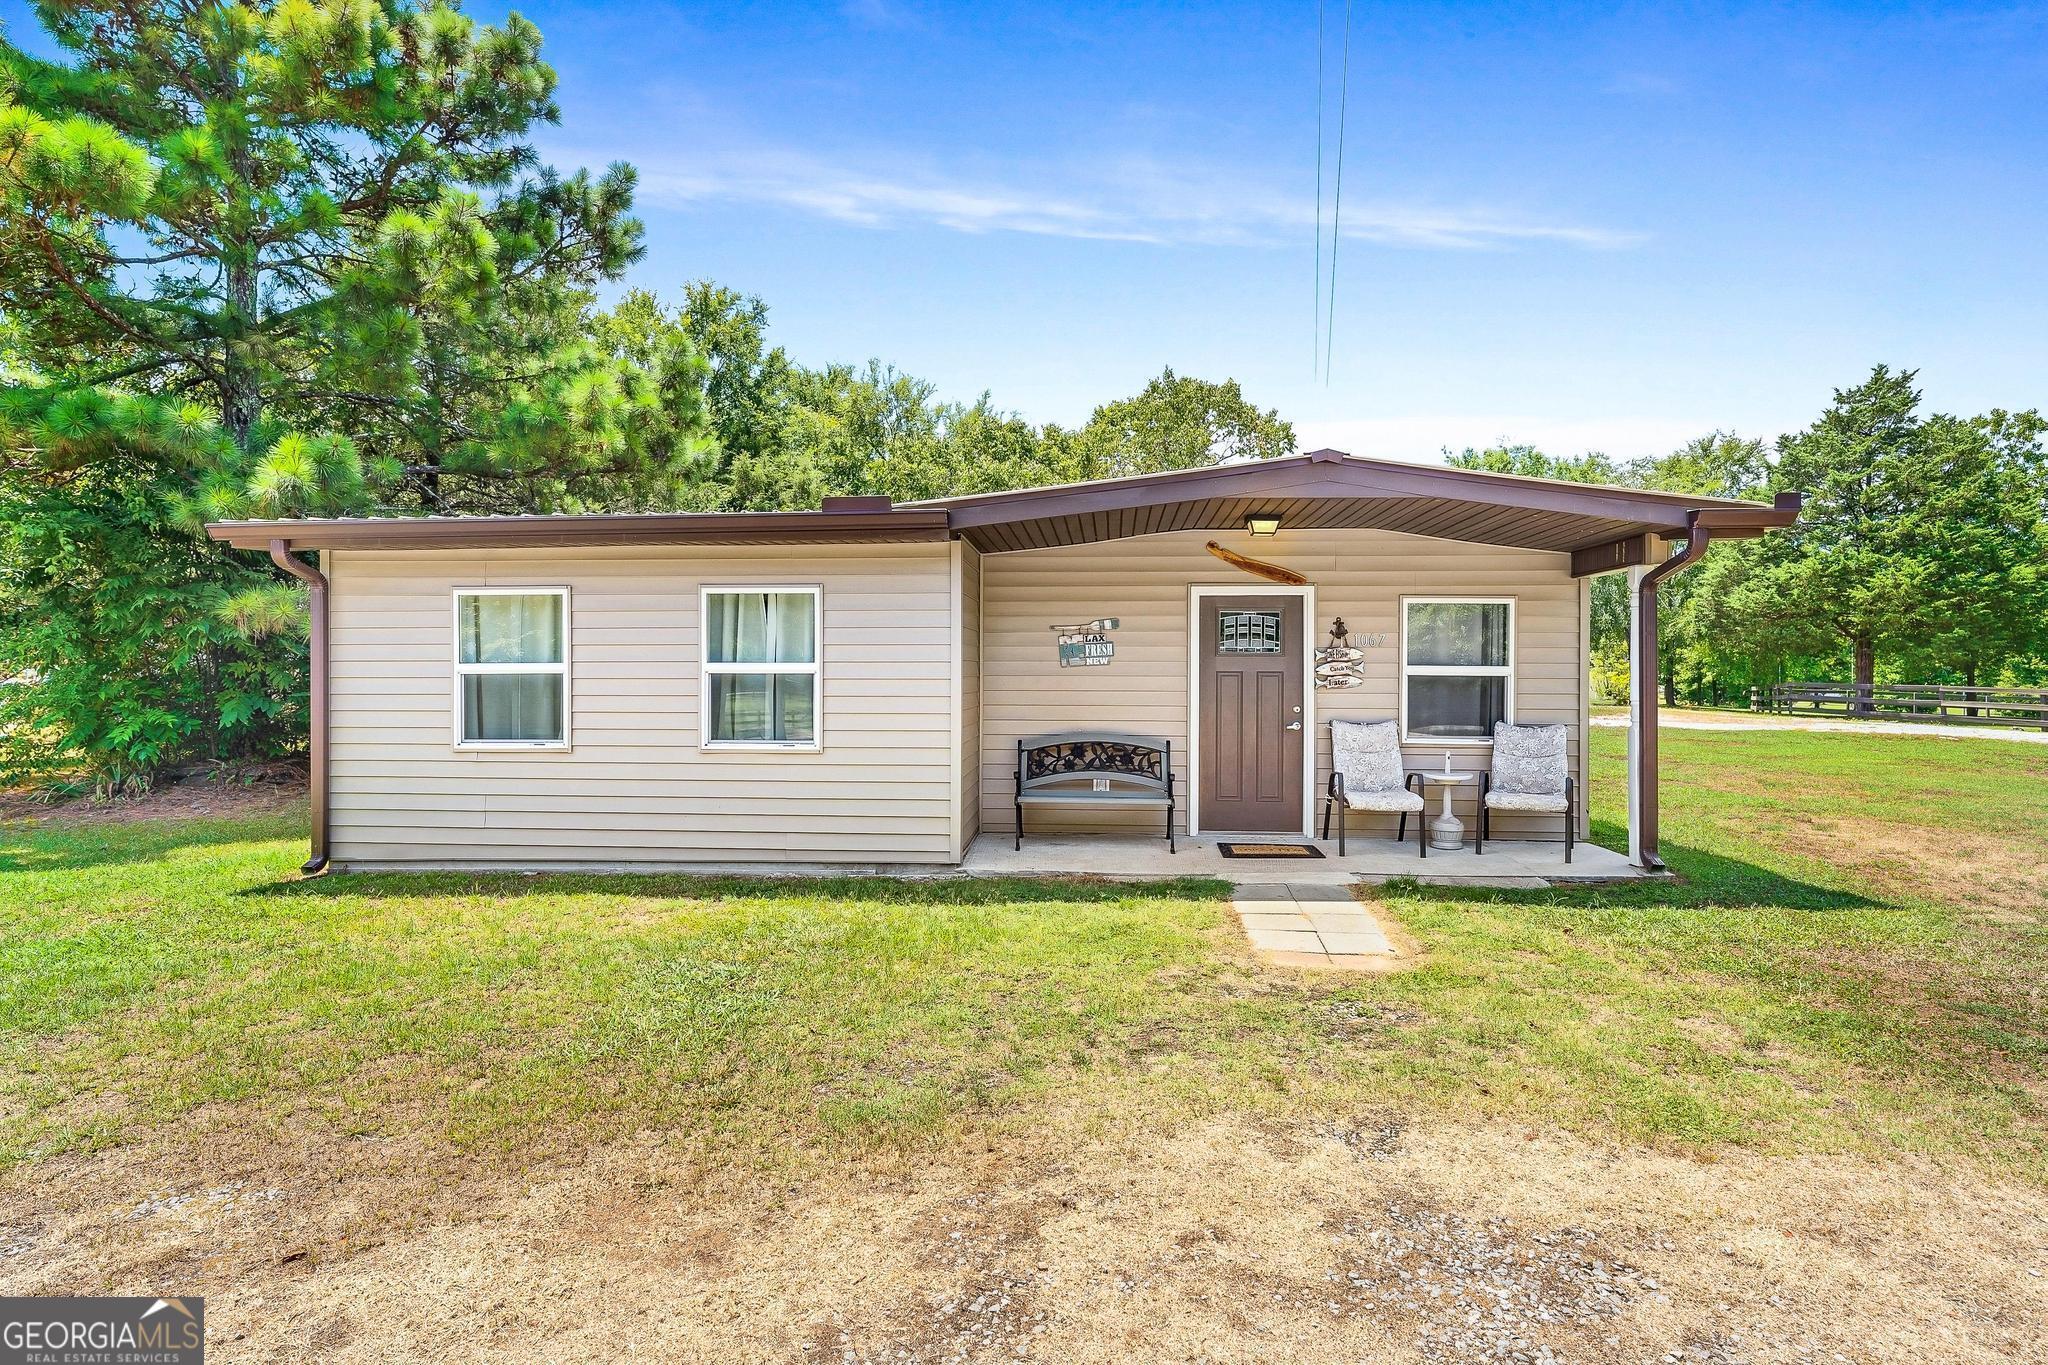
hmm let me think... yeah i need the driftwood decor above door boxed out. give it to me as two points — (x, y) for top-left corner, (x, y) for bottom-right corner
(1204, 541), (1308, 586)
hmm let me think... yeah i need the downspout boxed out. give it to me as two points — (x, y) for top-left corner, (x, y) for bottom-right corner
(268, 539), (328, 874)
(1631, 513), (1710, 870)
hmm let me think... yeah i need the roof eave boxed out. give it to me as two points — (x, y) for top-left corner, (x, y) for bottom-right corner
(206, 508), (953, 551)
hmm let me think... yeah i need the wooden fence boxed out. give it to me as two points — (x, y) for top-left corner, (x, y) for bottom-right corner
(1758, 682), (2048, 731)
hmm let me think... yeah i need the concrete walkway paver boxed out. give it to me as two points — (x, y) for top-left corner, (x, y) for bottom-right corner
(1231, 881), (1397, 969)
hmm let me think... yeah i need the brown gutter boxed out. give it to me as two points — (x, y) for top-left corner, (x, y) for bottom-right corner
(1631, 514), (1713, 871)
(1629, 490), (1801, 868)
(208, 506), (949, 551)
(1689, 490), (1803, 536)
(267, 539), (328, 875)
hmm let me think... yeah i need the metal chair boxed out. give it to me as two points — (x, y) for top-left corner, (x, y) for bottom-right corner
(1320, 719), (1426, 857)
(1475, 721), (1574, 862)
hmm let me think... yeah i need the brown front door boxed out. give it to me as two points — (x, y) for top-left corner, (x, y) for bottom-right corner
(1199, 594), (1306, 833)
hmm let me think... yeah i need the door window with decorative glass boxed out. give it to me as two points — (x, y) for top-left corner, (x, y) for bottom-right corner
(1218, 609), (1283, 653)
(454, 588), (568, 746)
(1402, 598), (1513, 741)
(703, 587), (820, 747)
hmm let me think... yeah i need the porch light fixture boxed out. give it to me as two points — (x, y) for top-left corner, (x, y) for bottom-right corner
(1244, 513), (1282, 537)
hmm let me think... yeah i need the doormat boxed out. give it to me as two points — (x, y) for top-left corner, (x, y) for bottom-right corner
(1217, 843), (1326, 860)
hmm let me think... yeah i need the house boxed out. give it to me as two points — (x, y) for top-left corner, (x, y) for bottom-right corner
(206, 450), (1800, 875)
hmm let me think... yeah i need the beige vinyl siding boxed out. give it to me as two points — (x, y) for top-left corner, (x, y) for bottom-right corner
(952, 540), (983, 859)
(979, 528), (1588, 841)
(326, 542), (957, 868)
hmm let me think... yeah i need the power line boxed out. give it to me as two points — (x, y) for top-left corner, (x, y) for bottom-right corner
(1323, 0), (1353, 385)
(1313, 0), (1326, 378)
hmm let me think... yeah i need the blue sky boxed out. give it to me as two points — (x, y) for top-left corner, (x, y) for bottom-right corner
(10, 1), (2048, 460)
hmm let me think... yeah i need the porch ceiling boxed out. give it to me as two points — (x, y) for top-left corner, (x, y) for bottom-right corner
(947, 491), (1657, 555)
(912, 449), (1781, 556)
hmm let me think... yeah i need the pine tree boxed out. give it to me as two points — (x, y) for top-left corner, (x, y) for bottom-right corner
(0, 0), (695, 516)
(0, 1), (706, 779)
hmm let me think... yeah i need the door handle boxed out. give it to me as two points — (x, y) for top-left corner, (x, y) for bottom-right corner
(1284, 721), (1303, 731)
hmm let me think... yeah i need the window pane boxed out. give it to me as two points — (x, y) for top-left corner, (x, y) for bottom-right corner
(462, 673), (564, 743)
(709, 673), (816, 744)
(1406, 602), (1509, 668)
(707, 592), (816, 664)
(1218, 610), (1282, 653)
(459, 593), (563, 665)
(1407, 675), (1507, 739)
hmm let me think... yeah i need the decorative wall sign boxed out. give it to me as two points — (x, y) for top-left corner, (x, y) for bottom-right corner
(1051, 617), (1120, 667)
(1204, 540), (1308, 586)
(1314, 616), (1384, 690)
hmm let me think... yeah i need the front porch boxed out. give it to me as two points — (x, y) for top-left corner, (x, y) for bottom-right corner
(960, 832), (1650, 886)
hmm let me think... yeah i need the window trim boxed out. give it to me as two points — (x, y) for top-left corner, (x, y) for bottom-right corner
(699, 584), (824, 753)
(451, 586), (572, 751)
(1399, 595), (1515, 747)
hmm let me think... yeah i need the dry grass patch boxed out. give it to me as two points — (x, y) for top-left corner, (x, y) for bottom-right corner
(6, 1108), (2045, 1363)
(1780, 814), (2048, 923)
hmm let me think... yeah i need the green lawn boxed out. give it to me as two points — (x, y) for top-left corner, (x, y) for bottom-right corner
(2, 727), (2044, 1184)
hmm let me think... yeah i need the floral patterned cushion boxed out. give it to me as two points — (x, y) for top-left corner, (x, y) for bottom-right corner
(1484, 788), (1568, 812)
(1331, 719), (1406, 794)
(1491, 722), (1567, 796)
(1345, 786), (1425, 813)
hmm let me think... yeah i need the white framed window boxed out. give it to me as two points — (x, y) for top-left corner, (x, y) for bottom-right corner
(701, 585), (821, 750)
(1400, 597), (1514, 744)
(452, 587), (570, 749)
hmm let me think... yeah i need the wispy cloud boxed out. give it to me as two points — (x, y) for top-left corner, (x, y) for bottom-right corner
(839, 0), (923, 33)
(1603, 71), (1684, 98)
(624, 146), (1642, 252)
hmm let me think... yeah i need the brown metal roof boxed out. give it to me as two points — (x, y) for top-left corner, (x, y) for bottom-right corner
(206, 448), (1797, 556)
(907, 449), (1793, 555)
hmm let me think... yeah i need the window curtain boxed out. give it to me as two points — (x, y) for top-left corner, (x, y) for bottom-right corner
(708, 592), (815, 664)
(709, 674), (815, 744)
(463, 674), (564, 743)
(460, 593), (563, 665)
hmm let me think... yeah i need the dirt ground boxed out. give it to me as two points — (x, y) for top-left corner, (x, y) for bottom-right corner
(0, 767), (306, 827)
(4, 1108), (2043, 1364)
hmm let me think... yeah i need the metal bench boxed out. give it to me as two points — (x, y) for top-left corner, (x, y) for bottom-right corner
(1014, 734), (1175, 853)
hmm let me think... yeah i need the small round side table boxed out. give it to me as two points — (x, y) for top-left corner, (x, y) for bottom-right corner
(1418, 771), (1476, 850)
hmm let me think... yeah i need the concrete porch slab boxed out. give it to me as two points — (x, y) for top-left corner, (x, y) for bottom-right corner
(960, 833), (1650, 885)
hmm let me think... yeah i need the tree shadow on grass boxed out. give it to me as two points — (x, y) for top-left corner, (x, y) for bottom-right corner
(0, 811), (307, 874)
(1390, 832), (1883, 915)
